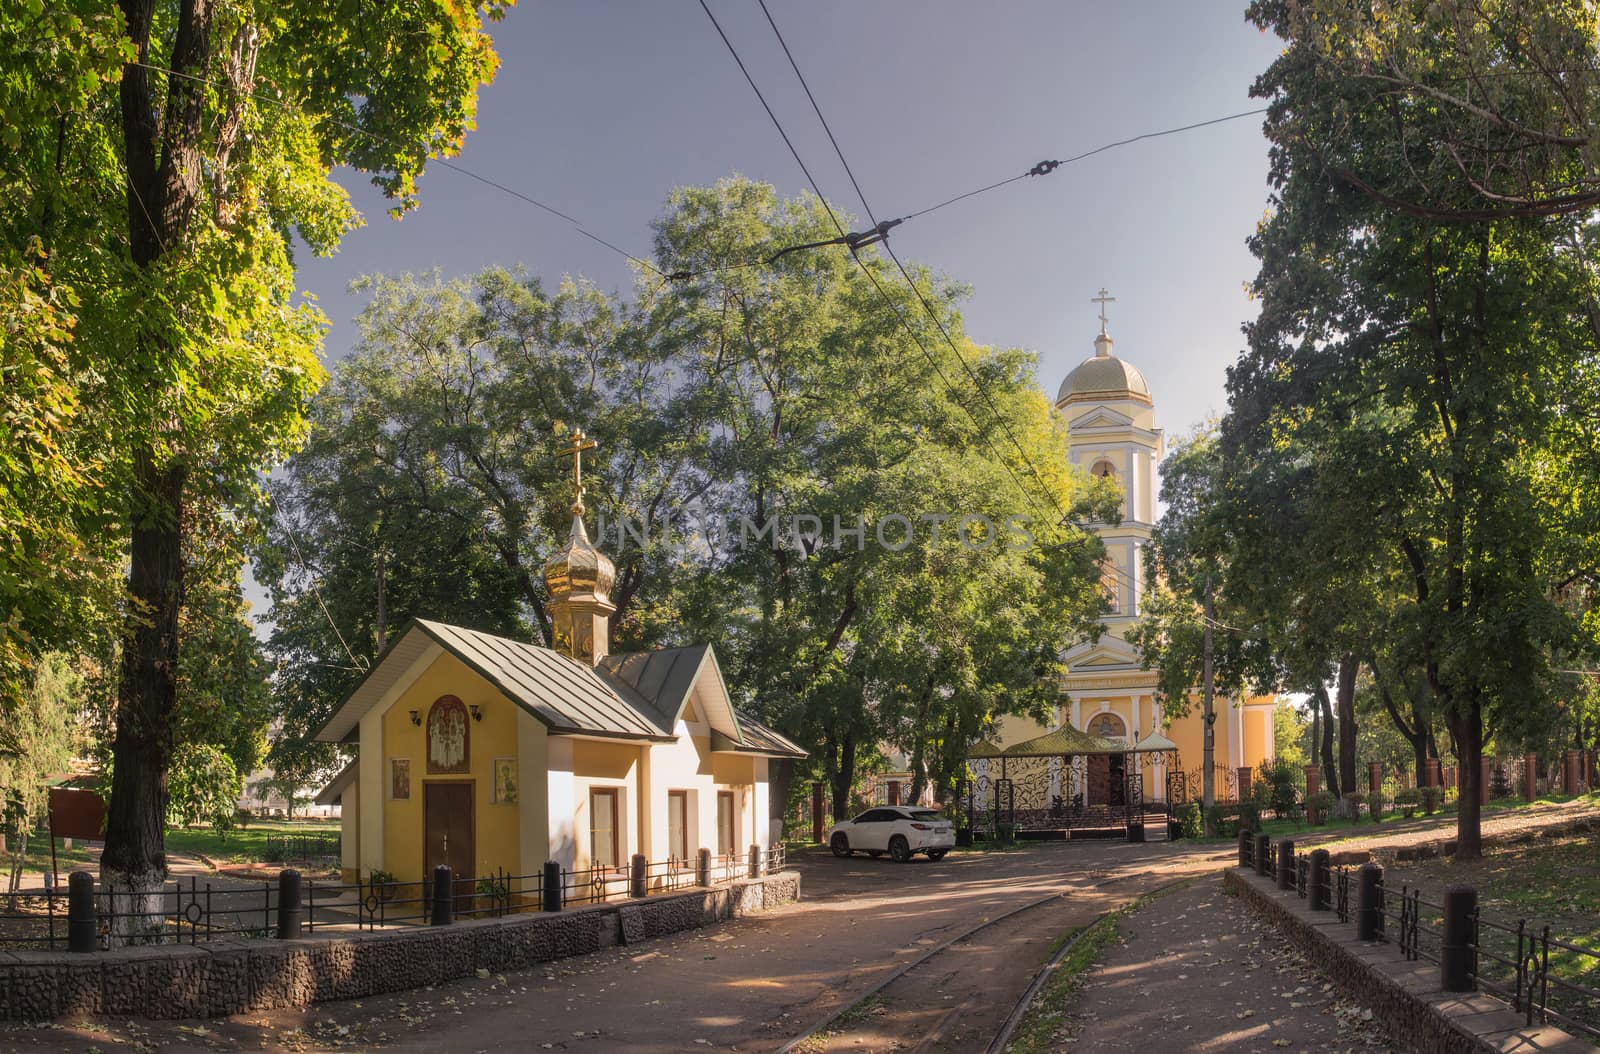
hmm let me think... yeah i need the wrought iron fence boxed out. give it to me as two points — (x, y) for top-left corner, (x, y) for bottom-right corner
(1245, 862), (1599, 1041)
(0, 844), (796, 950)
(0, 888), (64, 948)
(263, 833), (340, 866)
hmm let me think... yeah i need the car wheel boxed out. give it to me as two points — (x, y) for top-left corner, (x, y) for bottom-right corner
(888, 835), (912, 863)
(867, 850), (883, 858)
(927, 849), (948, 861)
(830, 833), (852, 857)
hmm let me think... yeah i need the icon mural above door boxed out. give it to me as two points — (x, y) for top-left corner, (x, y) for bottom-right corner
(426, 695), (471, 774)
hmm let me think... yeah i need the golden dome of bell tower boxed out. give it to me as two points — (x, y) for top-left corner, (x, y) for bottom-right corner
(543, 427), (616, 665)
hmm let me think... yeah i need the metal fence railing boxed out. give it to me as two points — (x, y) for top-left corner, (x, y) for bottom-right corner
(263, 833), (340, 866)
(0, 843), (795, 951)
(1249, 850), (1597, 1041)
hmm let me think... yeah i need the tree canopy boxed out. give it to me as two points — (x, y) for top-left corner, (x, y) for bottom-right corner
(266, 178), (1117, 822)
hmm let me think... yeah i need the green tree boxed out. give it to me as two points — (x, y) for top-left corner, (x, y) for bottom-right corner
(0, 0), (510, 927)
(1239, 0), (1600, 857)
(26, 2), (505, 934)
(265, 179), (1115, 828)
(1, 654), (79, 894)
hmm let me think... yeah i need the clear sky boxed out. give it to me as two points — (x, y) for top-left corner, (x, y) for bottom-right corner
(260, 2), (1285, 618)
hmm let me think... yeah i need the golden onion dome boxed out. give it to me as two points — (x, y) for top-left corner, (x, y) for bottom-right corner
(543, 512), (616, 604)
(1056, 331), (1151, 406)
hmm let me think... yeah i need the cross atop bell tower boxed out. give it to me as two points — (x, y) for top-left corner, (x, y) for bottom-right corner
(556, 426), (598, 516)
(1091, 287), (1116, 337)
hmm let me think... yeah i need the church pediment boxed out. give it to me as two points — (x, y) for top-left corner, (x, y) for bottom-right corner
(1064, 637), (1142, 669)
(1068, 406), (1135, 430)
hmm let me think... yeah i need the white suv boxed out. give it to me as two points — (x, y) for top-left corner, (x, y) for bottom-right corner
(828, 807), (955, 862)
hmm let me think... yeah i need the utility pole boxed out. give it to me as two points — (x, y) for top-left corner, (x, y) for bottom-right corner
(1201, 571), (1216, 835)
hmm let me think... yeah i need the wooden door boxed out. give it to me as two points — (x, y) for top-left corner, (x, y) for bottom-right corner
(424, 782), (474, 890)
(1087, 756), (1111, 806)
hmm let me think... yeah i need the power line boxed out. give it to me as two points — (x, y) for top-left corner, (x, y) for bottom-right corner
(754, 0), (1074, 526)
(129, 60), (666, 278)
(697, 0), (1057, 525)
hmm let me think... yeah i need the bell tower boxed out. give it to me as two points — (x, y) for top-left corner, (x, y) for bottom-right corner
(542, 427), (616, 665)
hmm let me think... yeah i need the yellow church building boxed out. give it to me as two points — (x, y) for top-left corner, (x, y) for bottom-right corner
(314, 431), (805, 886)
(984, 299), (1276, 820)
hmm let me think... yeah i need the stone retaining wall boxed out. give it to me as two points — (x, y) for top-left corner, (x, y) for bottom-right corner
(1223, 867), (1588, 1053)
(0, 870), (800, 1021)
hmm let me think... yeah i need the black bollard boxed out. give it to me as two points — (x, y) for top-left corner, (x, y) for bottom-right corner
(1276, 840), (1295, 891)
(1440, 885), (1477, 992)
(430, 865), (453, 925)
(1255, 833), (1272, 877)
(630, 854), (646, 897)
(1357, 863), (1384, 941)
(542, 860), (562, 912)
(67, 871), (96, 953)
(1308, 849), (1331, 911)
(276, 869), (304, 939)
(696, 847), (712, 886)
(1239, 828), (1252, 867)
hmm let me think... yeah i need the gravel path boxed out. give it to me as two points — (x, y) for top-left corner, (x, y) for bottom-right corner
(1046, 877), (1409, 1053)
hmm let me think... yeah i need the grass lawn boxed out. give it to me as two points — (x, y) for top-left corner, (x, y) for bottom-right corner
(165, 818), (340, 864)
(1380, 829), (1599, 1031)
(1196, 789), (1600, 845)
(16, 838), (98, 876)
(15, 818), (341, 877)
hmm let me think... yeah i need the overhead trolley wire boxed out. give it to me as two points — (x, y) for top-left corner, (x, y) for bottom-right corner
(752, 0), (1075, 528)
(697, 0), (1062, 527)
(128, 60), (668, 279)
(130, 60), (1266, 289)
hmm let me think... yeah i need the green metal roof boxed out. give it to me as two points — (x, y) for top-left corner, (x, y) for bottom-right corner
(710, 714), (808, 759)
(314, 618), (807, 761)
(1000, 725), (1125, 757)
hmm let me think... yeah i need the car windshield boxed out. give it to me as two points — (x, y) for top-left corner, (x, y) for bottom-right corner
(907, 810), (943, 821)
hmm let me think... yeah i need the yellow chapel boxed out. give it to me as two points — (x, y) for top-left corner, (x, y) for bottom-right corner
(314, 430), (805, 886)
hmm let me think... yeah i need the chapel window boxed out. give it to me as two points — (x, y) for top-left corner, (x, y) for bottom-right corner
(717, 791), (736, 856)
(590, 787), (620, 869)
(667, 790), (689, 864)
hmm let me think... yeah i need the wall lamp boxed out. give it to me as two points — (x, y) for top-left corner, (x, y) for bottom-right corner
(408, 710), (421, 726)
(469, 704), (483, 722)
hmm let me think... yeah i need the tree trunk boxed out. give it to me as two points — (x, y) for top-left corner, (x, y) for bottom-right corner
(1450, 697), (1484, 860)
(105, 0), (215, 943)
(101, 455), (184, 940)
(1314, 685), (1340, 798)
(1335, 654), (1358, 799)
(830, 731), (856, 823)
(767, 758), (794, 844)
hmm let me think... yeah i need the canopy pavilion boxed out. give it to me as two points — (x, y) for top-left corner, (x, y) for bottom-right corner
(965, 725), (1179, 839)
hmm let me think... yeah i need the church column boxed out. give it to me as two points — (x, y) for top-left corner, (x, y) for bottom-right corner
(357, 708), (384, 876)
(517, 713), (548, 877)
(1229, 697), (1244, 769)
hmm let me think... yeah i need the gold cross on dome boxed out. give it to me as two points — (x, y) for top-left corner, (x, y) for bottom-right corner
(557, 427), (599, 513)
(1091, 287), (1116, 335)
